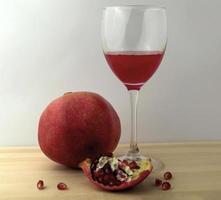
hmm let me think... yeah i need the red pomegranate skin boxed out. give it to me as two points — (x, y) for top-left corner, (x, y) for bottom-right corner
(38, 92), (121, 168)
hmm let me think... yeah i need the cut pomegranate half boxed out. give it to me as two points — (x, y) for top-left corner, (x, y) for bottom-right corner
(79, 154), (152, 191)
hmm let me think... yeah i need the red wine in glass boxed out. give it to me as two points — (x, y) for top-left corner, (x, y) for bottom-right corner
(102, 6), (167, 173)
(105, 51), (164, 90)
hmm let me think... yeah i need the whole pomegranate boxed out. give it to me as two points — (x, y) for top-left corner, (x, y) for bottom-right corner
(38, 92), (121, 168)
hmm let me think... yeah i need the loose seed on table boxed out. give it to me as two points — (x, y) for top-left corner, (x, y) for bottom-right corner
(164, 171), (173, 180)
(155, 178), (162, 186)
(57, 182), (68, 190)
(161, 181), (171, 190)
(37, 180), (44, 190)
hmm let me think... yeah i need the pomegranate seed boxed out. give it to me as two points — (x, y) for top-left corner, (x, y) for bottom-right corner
(103, 175), (110, 182)
(37, 180), (44, 190)
(161, 182), (171, 190)
(98, 176), (104, 183)
(99, 175), (109, 186)
(109, 181), (114, 186)
(57, 182), (68, 190)
(155, 178), (162, 186)
(103, 164), (112, 174)
(113, 170), (118, 176)
(104, 168), (111, 174)
(120, 174), (127, 179)
(122, 160), (129, 165)
(164, 171), (173, 180)
(116, 180), (121, 186)
(94, 169), (104, 178)
(128, 161), (140, 170)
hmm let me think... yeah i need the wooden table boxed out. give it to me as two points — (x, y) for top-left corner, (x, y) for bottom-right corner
(0, 142), (221, 200)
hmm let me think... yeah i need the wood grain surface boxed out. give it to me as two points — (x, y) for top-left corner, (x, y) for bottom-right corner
(0, 142), (221, 200)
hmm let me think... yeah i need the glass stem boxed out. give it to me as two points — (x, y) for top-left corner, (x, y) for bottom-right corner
(128, 90), (139, 155)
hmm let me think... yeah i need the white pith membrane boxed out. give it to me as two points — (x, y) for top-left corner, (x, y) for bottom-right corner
(94, 156), (150, 183)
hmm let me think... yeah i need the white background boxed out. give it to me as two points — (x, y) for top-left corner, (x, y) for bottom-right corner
(0, 0), (221, 146)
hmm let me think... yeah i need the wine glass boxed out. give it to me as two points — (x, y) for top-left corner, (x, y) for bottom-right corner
(101, 5), (167, 172)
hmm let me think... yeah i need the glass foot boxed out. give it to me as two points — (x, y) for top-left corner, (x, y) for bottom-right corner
(118, 153), (165, 174)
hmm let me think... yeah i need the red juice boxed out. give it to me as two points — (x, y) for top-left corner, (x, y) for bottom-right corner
(104, 51), (164, 90)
